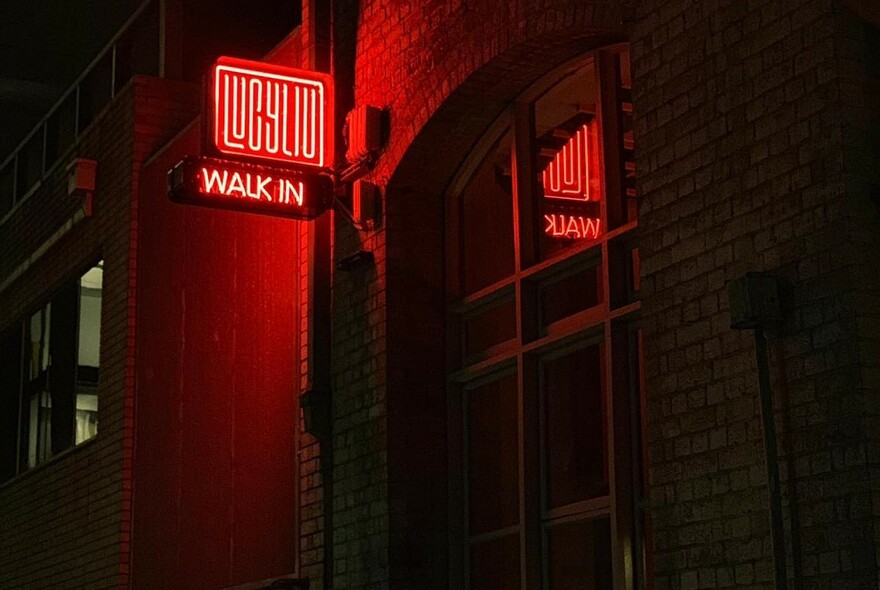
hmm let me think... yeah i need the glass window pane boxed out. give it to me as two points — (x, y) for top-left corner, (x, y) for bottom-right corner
(27, 391), (51, 468)
(75, 392), (98, 444)
(535, 62), (602, 260)
(78, 263), (103, 370)
(470, 534), (520, 590)
(539, 262), (602, 329)
(461, 129), (514, 294)
(78, 52), (113, 132)
(547, 518), (612, 590)
(463, 294), (517, 360)
(28, 306), (50, 380)
(45, 92), (77, 171)
(15, 132), (43, 199)
(468, 373), (519, 534)
(544, 344), (607, 508)
(76, 262), (102, 444)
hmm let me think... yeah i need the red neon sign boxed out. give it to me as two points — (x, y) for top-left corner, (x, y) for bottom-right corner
(211, 57), (333, 169)
(169, 156), (333, 220)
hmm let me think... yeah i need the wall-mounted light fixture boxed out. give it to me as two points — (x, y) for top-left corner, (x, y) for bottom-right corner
(67, 158), (96, 216)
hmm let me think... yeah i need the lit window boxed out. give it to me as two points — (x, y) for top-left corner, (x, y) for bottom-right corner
(0, 261), (102, 480)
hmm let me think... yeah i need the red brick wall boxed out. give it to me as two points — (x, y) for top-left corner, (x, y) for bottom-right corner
(0, 75), (197, 590)
(631, 1), (880, 588)
(131, 93), (303, 589)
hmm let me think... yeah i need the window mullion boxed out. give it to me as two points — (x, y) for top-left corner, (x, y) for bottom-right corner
(448, 383), (466, 590)
(609, 319), (640, 590)
(597, 49), (626, 232)
(513, 101), (538, 272)
(518, 352), (541, 590)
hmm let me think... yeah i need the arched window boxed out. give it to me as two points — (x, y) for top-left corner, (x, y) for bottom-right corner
(446, 45), (649, 590)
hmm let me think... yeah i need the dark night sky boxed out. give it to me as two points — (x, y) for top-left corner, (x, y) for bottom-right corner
(0, 0), (141, 160)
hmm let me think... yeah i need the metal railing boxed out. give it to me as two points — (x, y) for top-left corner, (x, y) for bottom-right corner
(0, 0), (160, 225)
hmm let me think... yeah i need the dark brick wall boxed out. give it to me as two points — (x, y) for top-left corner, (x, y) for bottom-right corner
(0, 76), (197, 589)
(631, 0), (880, 588)
(834, 8), (880, 583)
(7, 2), (875, 589)
(327, 2), (634, 590)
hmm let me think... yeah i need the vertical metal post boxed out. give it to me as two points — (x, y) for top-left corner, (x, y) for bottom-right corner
(74, 85), (81, 138)
(306, 2), (334, 589)
(41, 123), (48, 175)
(111, 44), (117, 98)
(728, 272), (787, 590)
(12, 155), (18, 205)
(754, 327), (788, 590)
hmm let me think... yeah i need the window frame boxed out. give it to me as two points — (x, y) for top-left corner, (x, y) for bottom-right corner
(446, 45), (649, 590)
(0, 259), (103, 482)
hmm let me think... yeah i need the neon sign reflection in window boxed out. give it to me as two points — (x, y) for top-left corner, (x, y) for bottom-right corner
(542, 121), (601, 240)
(542, 123), (594, 202)
(544, 214), (601, 239)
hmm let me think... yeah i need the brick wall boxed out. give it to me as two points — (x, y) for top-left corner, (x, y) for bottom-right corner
(834, 9), (880, 585)
(0, 75), (197, 590)
(631, 0), (880, 588)
(325, 2), (633, 589)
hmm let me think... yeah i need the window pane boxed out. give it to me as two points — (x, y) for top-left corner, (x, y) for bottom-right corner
(468, 373), (519, 534)
(539, 262), (601, 329)
(461, 129), (514, 294)
(547, 518), (612, 590)
(27, 391), (51, 468)
(544, 344), (607, 508)
(535, 62), (602, 260)
(608, 238), (639, 309)
(76, 391), (98, 444)
(470, 534), (520, 590)
(77, 262), (102, 444)
(78, 263), (102, 370)
(463, 294), (517, 361)
(28, 307), (50, 380)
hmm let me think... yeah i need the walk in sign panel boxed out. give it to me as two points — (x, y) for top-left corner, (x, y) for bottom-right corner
(169, 156), (333, 220)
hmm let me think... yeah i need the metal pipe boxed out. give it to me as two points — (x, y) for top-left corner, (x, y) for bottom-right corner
(754, 326), (787, 590)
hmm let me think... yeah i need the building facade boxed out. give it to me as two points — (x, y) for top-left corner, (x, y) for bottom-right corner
(0, 1), (879, 589)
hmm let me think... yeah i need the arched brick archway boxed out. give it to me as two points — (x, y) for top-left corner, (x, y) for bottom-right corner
(357, 0), (633, 186)
(372, 19), (632, 590)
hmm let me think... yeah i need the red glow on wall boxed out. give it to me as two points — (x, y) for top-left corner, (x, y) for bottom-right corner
(542, 123), (595, 202)
(169, 156), (333, 220)
(212, 57), (333, 168)
(544, 214), (601, 240)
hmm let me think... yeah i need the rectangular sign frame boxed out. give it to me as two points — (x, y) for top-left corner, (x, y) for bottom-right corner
(168, 156), (334, 220)
(206, 56), (334, 170)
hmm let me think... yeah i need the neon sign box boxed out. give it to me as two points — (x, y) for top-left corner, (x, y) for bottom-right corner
(169, 156), (333, 220)
(210, 57), (333, 169)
